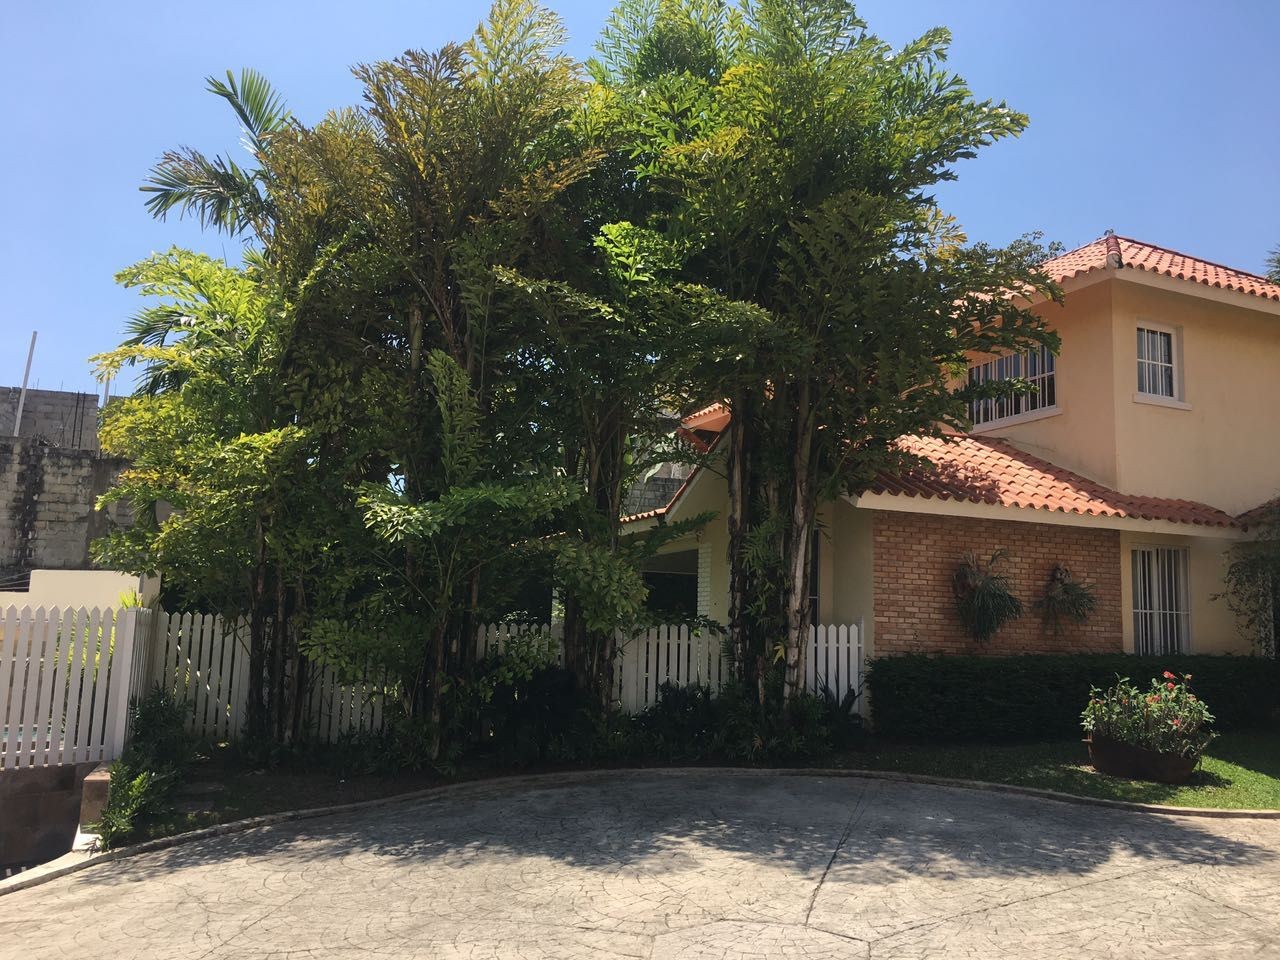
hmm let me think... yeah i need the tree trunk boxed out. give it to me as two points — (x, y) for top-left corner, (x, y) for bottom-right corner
(428, 615), (448, 760)
(561, 408), (626, 712)
(246, 514), (270, 739)
(272, 562), (287, 741)
(781, 380), (817, 709)
(725, 389), (754, 682)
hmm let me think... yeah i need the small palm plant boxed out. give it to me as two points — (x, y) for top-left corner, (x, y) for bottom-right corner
(953, 549), (1023, 643)
(1036, 564), (1097, 635)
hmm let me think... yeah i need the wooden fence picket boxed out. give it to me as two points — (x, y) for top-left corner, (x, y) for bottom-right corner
(0, 605), (865, 767)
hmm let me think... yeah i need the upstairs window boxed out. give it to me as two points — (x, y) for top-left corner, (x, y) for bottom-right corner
(967, 345), (1056, 428)
(1136, 325), (1177, 399)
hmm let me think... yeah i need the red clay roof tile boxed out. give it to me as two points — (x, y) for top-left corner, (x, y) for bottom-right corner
(869, 435), (1238, 529)
(1046, 234), (1280, 303)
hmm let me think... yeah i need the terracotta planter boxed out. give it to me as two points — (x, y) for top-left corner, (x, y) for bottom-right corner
(1085, 736), (1199, 785)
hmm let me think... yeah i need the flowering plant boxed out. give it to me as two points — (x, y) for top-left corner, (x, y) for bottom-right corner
(1081, 671), (1215, 758)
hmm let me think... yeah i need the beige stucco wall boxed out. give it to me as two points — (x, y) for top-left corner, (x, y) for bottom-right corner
(828, 499), (875, 652)
(976, 281), (1120, 487)
(645, 462), (731, 624)
(1109, 279), (1280, 514)
(1117, 530), (1251, 655)
(0, 569), (158, 611)
(978, 275), (1280, 514)
(647, 471), (874, 634)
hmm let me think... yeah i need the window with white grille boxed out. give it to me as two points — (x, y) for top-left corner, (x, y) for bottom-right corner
(1131, 546), (1190, 655)
(1137, 326), (1177, 399)
(967, 345), (1056, 427)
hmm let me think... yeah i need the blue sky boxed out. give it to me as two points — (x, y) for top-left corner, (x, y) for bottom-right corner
(3, 1), (1277, 393)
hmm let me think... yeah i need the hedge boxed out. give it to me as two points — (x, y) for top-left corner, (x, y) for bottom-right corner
(866, 654), (1280, 741)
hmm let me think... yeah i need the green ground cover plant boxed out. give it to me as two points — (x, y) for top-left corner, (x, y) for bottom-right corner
(95, 689), (195, 848)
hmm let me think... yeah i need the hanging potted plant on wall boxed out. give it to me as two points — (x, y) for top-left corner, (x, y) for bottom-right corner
(1035, 564), (1097, 635)
(953, 549), (1023, 644)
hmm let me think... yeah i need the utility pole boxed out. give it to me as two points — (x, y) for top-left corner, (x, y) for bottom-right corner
(13, 330), (36, 437)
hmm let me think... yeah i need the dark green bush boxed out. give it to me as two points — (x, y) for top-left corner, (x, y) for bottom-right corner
(867, 654), (1280, 742)
(630, 671), (863, 763)
(335, 663), (866, 772)
(96, 688), (194, 848)
(483, 665), (604, 765)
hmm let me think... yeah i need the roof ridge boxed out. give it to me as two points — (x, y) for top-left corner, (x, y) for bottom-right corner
(1111, 234), (1275, 283)
(1053, 233), (1275, 286)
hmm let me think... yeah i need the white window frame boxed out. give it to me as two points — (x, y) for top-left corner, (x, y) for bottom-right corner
(1131, 545), (1191, 656)
(1135, 321), (1185, 405)
(966, 345), (1058, 429)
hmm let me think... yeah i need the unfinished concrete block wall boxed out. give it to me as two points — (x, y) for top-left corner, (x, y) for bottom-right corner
(0, 387), (100, 451)
(0, 439), (128, 572)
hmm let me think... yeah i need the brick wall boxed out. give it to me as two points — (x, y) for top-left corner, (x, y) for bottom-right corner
(872, 510), (1123, 656)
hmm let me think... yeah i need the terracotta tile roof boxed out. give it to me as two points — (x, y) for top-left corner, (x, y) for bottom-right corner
(869, 435), (1238, 529)
(620, 504), (669, 523)
(1045, 234), (1280, 303)
(1237, 497), (1280, 531)
(682, 401), (730, 431)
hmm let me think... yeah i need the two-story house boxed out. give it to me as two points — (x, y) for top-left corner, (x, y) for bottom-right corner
(627, 233), (1280, 660)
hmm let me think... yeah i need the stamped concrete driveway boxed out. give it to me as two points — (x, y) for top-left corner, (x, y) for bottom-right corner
(5, 770), (1280, 959)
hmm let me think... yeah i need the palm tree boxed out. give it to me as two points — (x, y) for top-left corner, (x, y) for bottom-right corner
(141, 69), (289, 241)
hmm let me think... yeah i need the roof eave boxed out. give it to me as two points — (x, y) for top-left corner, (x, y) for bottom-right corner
(847, 490), (1246, 538)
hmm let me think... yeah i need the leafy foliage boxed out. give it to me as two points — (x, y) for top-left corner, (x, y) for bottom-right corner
(106, 0), (1071, 757)
(1082, 672), (1216, 759)
(1035, 564), (1098, 634)
(142, 69), (288, 238)
(952, 549), (1024, 644)
(1219, 500), (1280, 657)
(95, 689), (195, 848)
(589, 0), (1061, 700)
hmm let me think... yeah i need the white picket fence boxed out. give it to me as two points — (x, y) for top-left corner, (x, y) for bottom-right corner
(149, 611), (251, 743)
(0, 605), (152, 768)
(1, 606), (865, 768)
(148, 610), (389, 745)
(476, 620), (865, 714)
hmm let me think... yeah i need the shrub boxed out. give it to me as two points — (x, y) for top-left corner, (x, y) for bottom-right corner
(482, 665), (603, 765)
(953, 549), (1023, 643)
(1081, 671), (1215, 758)
(867, 653), (1280, 741)
(631, 671), (860, 764)
(96, 688), (194, 848)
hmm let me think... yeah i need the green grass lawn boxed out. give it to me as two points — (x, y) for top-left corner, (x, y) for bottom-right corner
(837, 729), (1280, 809)
(124, 728), (1280, 845)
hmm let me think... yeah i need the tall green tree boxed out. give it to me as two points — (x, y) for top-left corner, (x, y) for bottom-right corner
(92, 250), (333, 739)
(596, 0), (1060, 704)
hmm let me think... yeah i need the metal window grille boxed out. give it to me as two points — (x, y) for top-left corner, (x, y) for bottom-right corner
(1131, 546), (1190, 655)
(1137, 327), (1176, 398)
(967, 345), (1056, 427)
